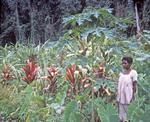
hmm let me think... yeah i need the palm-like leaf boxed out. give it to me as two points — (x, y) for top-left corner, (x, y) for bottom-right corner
(43, 66), (60, 93)
(1, 64), (15, 82)
(66, 64), (76, 86)
(22, 60), (39, 84)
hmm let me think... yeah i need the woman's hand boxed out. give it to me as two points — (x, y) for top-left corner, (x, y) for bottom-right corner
(132, 81), (137, 102)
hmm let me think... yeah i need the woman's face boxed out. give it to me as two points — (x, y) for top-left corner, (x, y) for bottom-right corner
(122, 60), (131, 70)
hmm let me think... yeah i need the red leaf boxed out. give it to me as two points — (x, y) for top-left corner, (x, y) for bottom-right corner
(47, 66), (59, 81)
(1, 64), (14, 81)
(22, 61), (39, 84)
(66, 64), (76, 85)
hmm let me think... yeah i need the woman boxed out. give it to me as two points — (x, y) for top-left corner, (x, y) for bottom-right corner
(117, 56), (138, 122)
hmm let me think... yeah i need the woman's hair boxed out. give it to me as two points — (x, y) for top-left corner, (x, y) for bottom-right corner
(122, 56), (133, 64)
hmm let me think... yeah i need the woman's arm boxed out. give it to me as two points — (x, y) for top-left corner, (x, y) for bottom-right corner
(133, 80), (137, 94)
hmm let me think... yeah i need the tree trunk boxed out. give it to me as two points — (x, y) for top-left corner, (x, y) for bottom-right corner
(15, 1), (21, 43)
(135, 2), (141, 34)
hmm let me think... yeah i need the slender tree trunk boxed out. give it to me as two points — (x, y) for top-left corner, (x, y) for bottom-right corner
(29, 0), (35, 44)
(15, 1), (21, 43)
(135, 3), (141, 34)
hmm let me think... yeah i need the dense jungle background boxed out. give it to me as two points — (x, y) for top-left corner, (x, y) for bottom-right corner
(0, 0), (150, 122)
(1, 0), (150, 45)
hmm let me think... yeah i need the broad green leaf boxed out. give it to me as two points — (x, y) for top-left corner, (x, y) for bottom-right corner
(64, 101), (77, 122)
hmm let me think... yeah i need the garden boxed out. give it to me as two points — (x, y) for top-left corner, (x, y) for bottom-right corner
(0, 8), (150, 122)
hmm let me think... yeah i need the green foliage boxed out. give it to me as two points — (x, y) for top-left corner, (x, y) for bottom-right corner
(94, 98), (118, 122)
(128, 96), (150, 122)
(0, 84), (19, 119)
(64, 101), (81, 122)
(0, 7), (149, 122)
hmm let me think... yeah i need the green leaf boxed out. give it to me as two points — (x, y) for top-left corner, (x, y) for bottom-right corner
(64, 101), (82, 122)
(94, 98), (117, 122)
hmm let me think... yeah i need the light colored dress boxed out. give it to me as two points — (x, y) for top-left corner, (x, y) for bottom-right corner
(117, 69), (138, 104)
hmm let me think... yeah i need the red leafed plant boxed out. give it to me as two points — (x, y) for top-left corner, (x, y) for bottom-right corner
(66, 64), (76, 86)
(47, 66), (59, 81)
(66, 64), (92, 97)
(43, 66), (59, 93)
(22, 60), (39, 84)
(1, 64), (15, 83)
(92, 63), (113, 97)
(93, 63), (105, 78)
